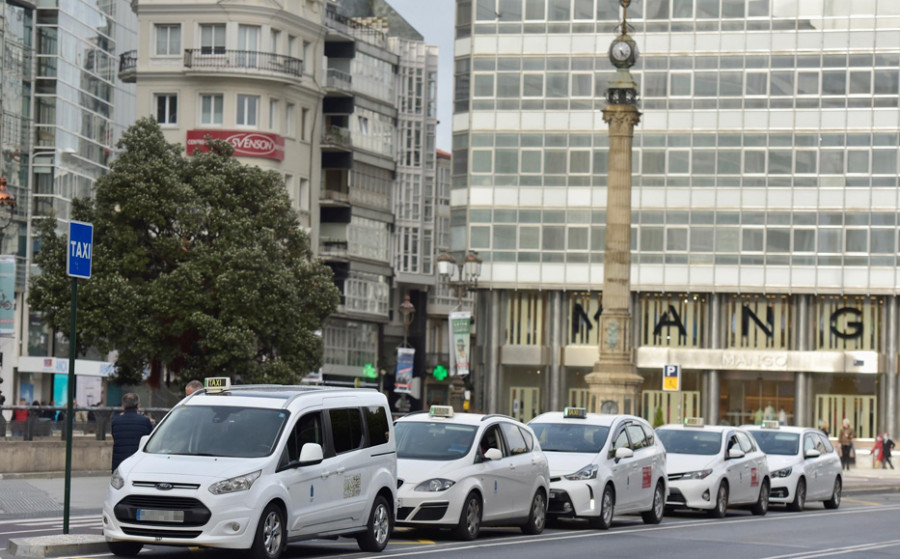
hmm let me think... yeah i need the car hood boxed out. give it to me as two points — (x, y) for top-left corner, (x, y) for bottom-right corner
(543, 451), (597, 477)
(766, 455), (799, 472)
(397, 457), (473, 483)
(667, 453), (718, 475)
(119, 452), (269, 480)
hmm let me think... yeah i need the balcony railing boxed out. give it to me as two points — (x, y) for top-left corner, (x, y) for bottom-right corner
(183, 49), (302, 78)
(326, 68), (352, 91)
(325, 4), (387, 49)
(322, 125), (352, 148)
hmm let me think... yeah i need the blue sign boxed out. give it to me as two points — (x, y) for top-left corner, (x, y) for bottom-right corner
(663, 364), (681, 392)
(67, 221), (93, 279)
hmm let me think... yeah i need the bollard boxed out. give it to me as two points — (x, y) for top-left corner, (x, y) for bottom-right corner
(0, 413), (6, 439)
(23, 413), (35, 441)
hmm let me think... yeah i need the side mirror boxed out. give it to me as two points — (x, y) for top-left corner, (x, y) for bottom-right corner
(138, 435), (150, 452)
(483, 448), (503, 461)
(298, 443), (324, 466)
(615, 447), (634, 460)
(804, 448), (821, 459)
(728, 448), (745, 459)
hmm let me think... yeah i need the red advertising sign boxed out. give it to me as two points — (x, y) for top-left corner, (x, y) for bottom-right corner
(642, 466), (652, 489)
(186, 130), (285, 161)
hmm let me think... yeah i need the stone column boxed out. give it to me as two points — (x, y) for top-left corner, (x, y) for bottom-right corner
(549, 291), (562, 412)
(886, 296), (897, 435)
(707, 293), (720, 424)
(486, 290), (501, 414)
(586, 103), (643, 415)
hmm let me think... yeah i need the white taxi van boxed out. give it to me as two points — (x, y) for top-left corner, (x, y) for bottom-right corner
(656, 419), (770, 518)
(528, 408), (668, 529)
(743, 421), (842, 511)
(394, 406), (550, 540)
(103, 378), (397, 559)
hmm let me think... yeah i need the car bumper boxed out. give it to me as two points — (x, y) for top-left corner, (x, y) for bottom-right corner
(666, 478), (717, 510)
(547, 479), (602, 518)
(768, 473), (800, 504)
(395, 485), (465, 527)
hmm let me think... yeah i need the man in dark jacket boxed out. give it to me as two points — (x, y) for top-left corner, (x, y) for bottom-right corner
(111, 393), (153, 472)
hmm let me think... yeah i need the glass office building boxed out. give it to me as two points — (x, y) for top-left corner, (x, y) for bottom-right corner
(454, 0), (900, 438)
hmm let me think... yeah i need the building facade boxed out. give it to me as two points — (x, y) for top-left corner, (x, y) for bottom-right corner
(455, 0), (900, 437)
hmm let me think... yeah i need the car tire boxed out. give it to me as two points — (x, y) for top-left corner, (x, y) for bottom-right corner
(107, 541), (143, 557)
(707, 481), (728, 518)
(521, 489), (547, 535)
(823, 477), (842, 510)
(588, 484), (615, 530)
(249, 503), (286, 559)
(750, 479), (769, 516)
(787, 478), (806, 512)
(454, 492), (482, 541)
(357, 494), (392, 552)
(641, 481), (665, 525)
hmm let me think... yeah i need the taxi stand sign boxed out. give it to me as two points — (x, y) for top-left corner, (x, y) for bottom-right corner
(563, 407), (588, 419)
(662, 364), (681, 392)
(429, 405), (454, 418)
(67, 221), (93, 279)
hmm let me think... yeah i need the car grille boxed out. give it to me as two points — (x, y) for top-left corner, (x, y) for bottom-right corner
(122, 527), (201, 539)
(397, 507), (414, 521)
(114, 495), (211, 527)
(412, 503), (448, 522)
(132, 481), (201, 490)
(667, 487), (686, 505)
(668, 473), (686, 481)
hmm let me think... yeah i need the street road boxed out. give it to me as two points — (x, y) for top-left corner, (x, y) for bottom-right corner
(1, 494), (898, 559)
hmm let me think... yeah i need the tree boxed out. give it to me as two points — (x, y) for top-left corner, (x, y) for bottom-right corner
(653, 406), (665, 428)
(29, 118), (340, 387)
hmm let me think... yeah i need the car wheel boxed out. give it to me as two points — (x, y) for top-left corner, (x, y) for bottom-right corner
(521, 489), (547, 535)
(823, 477), (842, 510)
(750, 479), (769, 516)
(707, 482), (728, 518)
(249, 503), (286, 559)
(588, 484), (615, 530)
(453, 492), (482, 541)
(788, 478), (806, 512)
(357, 495), (392, 552)
(641, 481), (665, 525)
(107, 541), (143, 557)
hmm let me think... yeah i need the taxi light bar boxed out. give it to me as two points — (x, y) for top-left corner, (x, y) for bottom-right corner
(204, 377), (231, 393)
(761, 420), (780, 429)
(563, 407), (588, 419)
(684, 417), (705, 427)
(429, 405), (454, 418)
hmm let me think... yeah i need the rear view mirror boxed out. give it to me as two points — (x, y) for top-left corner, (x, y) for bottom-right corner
(728, 448), (745, 459)
(483, 448), (502, 461)
(804, 448), (821, 459)
(615, 447), (634, 460)
(298, 443), (324, 466)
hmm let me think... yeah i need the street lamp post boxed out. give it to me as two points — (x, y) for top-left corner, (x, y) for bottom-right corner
(395, 294), (415, 410)
(437, 251), (481, 411)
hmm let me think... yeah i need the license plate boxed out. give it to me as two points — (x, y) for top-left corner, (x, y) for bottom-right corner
(137, 509), (185, 523)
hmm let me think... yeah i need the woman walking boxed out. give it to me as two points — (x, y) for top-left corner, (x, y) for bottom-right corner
(838, 419), (855, 471)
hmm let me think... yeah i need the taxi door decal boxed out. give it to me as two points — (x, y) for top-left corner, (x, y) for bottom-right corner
(750, 467), (759, 487)
(642, 466), (652, 489)
(344, 474), (361, 498)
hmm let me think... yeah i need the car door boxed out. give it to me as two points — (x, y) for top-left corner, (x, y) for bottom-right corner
(736, 431), (763, 503)
(477, 423), (512, 520)
(723, 432), (751, 504)
(624, 422), (654, 513)
(814, 432), (841, 498)
(801, 432), (828, 498)
(498, 421), (535, 518)
(607, 422), (634, 509)
(324, 404), (368, 530)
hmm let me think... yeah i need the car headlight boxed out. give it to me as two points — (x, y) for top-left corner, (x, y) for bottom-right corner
(110, 469), (124, 490)
(771, 467), (792, 478)
(208, 470), (262, 495)
(680, 469), (713, 480)
(415, 478), (456, 492)
(564, 464), (599, 481)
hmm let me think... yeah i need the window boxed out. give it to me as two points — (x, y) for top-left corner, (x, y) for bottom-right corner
(479, 425), (505, 456)
(288, 35), (297, 57)
(364, 406), (389, 447)
(500, 422), (528, 455)
(609, 427), (630, 458)
(236, 94), (259, 126)
(284, 103), (295, 136)
(303, 40), (312, 68)
(155, 94), (177, 125)
(329, 408), (363, 455)
(269, 98), (279, 131)
(155, 24), (180, 56)
(285, 411), (324, 464)
(626, 424), (647, 449)
(200, 94), (223, 125)
(300, 107), (308, 140)
(200, 24), (225, 55)
(270, 28), (280, 53)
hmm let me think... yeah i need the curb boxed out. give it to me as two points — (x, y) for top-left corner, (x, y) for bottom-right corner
(0, 471), (109, 481)
(6, 535), (107, 558)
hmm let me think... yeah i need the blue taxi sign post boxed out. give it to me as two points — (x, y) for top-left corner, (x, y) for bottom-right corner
(662, 364), (681, 392)
(63, 221), (92, 534)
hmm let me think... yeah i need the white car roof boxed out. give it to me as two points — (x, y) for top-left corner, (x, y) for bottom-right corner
(395, 411), (514, 427)
(742, 425), (814, 435)
(657, 423), (739, 434)
(182, 385), (382, 410)
(529, 412), (643, 427)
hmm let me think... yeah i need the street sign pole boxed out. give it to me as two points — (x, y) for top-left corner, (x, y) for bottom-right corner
(63, 221), (92, 535)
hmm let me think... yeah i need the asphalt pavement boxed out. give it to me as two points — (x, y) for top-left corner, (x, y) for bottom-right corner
(2, 466), (900, 557)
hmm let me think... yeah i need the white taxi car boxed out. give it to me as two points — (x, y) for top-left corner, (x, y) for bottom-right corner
(528, 409), (667, 530)
(656, 419), (770, 517)
(394, 406), (550, 540)
(743, 421), (842, 511)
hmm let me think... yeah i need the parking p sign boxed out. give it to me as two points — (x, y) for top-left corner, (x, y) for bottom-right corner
(67, 221), (93, 279)
(662, 364), (681, 392)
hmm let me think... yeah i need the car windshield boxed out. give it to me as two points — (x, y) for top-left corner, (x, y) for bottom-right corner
(395, 422), (477, 460)
(145, 405), (288, 458)
(750, 431), (800, 456)
(530, 423), (609, 453)
(657, 429), (722, 455)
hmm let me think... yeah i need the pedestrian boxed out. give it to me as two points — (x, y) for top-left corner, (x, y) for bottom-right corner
(185, 379), (203, 397)
(12, 397), (28, 422)
(873, 433), (884, 469)
(110, 393), (153, 472)
(884, 432), (895, 470)
(838, 418), (855, 471)
(819, 419), (830, 437)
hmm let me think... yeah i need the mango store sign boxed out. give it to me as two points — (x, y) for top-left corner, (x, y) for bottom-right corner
(186, 130), (285, 161)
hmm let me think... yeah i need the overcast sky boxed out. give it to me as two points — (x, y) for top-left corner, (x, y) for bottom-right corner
(387, 0), (455, 151)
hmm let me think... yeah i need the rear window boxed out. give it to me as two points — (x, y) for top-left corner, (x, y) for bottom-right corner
(364, 405), (390, 446)
(656, 429), (722, 455)
(330, 408), (364, 454)
(529, 422), (609, 453)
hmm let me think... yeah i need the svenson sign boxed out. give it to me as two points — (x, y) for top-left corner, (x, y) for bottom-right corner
(186, 130), (285, 161)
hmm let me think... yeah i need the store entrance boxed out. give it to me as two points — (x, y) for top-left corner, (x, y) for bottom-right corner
(720, 371), (795, 426)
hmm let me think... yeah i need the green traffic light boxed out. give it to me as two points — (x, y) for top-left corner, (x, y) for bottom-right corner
(433, 364), (448, 381)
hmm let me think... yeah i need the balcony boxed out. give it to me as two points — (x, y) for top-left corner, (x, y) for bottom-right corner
(326, 68), (353, 93)
(321, 125), (352, 151)
(183, 49), (302, 81)
(325, 4), (387, 49)
(118, 49), (137, 83)
(319, 238), (349, 259)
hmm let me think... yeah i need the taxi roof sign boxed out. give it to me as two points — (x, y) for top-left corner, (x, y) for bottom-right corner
(684, 417), (705, 427)
(429, 405), (454, 418)
(204, 377), (231, 393)
(761, 420), (780, 429)
(563, 407), (587, 419)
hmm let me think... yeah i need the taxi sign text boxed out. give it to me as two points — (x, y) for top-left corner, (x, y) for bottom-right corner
(204, 377), (231, 392)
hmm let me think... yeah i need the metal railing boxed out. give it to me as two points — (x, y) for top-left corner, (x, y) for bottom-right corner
(324, 4), (388, 49)
(326, 67), (352, 90)
(183, 49), (302, 78)
(322, 125), (352, 147)
(0, 405), (171, 441)
(118, 49), (137, 73)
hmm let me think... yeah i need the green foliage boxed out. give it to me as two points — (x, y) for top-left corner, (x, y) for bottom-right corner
(653, 406), (665, 428)
(28, 118), (340, 386)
